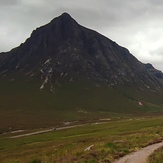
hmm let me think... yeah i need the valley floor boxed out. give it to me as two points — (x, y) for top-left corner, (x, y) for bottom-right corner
(1, 116), (163, 162)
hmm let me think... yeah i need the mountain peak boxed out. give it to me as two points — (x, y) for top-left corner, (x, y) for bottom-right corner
(0, 13), (163, 91)
(61, 12), (72, 18)
(47, 12), (79, 38)
(50, 12), (76, 25)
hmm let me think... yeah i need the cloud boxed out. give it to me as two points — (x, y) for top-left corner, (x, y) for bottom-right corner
(0, 0), (20, 6)
(0, 0), (163, 71)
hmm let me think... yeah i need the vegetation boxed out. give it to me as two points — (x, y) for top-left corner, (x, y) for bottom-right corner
(1, 78), (163, 162)
(0, 78), (163, 133)
(1, 117), (163, 162)
(148, 147), (163, 163)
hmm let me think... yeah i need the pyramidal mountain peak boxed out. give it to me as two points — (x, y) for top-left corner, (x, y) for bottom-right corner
(1, 13), (163, 137)
(52, 12), (74, 22)
(0, 13), (163, 92)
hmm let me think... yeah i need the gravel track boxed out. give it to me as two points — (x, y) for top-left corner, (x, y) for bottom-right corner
(113, 141), (163, 163)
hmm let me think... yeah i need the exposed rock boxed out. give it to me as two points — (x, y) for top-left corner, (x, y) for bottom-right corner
(145, 63), (163, 82)
(0, 13), (163, 90)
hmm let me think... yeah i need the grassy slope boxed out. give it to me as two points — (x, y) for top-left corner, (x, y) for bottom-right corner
(1, 117), (163, 162)
(0, 77), (163, 132)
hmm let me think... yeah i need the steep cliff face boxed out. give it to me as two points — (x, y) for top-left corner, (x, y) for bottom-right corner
(0, 13), (162, 90)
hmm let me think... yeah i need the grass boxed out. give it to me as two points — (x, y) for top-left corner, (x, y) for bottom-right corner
(0, 77), (163, 133)
(148, 147), (163, 163)
(1, 77), (163, 162)
(1, 117), (163, 162)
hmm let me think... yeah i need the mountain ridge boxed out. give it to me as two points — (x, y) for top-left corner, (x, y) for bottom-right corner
(0, 13), (163, 131)
(0, 13), (163, 90)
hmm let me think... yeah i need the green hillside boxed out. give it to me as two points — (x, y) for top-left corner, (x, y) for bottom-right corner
(0, 77), (163, 132)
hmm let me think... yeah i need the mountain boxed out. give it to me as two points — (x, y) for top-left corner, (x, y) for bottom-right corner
(0, 13), (163, 89)
(145, 63), (163, 81)
(0, 13), (163, 131)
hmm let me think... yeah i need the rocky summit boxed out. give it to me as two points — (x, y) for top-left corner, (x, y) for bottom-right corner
(0, 13), (163, 91)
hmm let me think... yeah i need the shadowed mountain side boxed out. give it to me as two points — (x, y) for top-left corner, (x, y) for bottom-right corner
(0, 13), (163, 131)
(0, 13), (162, 90)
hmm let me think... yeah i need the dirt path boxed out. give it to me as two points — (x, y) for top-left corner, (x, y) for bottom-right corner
(9, 125), (85, 138)
(9, 122), (107, 138)
(9, 128), (54, 138)
(113, 141), (163, 163)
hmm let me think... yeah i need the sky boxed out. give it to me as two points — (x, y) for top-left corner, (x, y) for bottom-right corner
(0, 0), (163, 71)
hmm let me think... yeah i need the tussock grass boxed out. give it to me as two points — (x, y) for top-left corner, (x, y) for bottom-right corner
(1, 78), (163, 162)
(1, 117), (163, 162)
(0, 78), (163, 133)
(148, 146), (163, 163)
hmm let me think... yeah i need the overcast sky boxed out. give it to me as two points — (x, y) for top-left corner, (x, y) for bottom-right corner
(0, 0), (163, 71)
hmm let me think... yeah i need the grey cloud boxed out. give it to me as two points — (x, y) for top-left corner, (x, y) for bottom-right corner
(0, 0), (163, 71)
(0, 0), (20, 6)
(150, 47), (163, 56)
(148, 0), (163, 6)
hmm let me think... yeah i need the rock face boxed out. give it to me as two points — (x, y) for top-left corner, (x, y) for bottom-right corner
(145, 63), (163, 81)
(0, 13), (162, 90)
